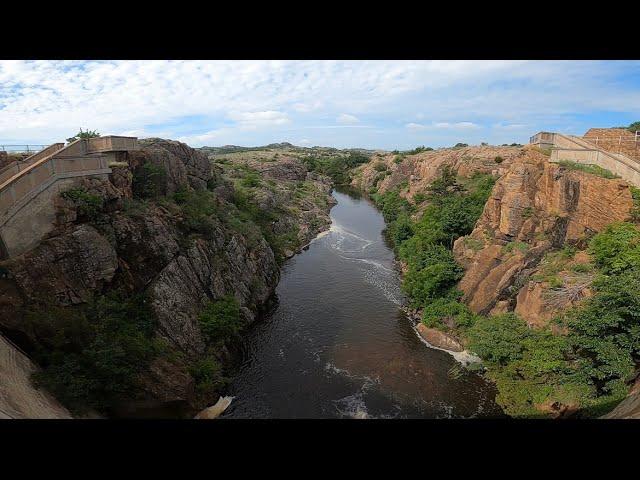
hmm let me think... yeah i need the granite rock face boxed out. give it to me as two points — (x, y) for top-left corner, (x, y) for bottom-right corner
(453, 147), (633, 320)
(351, 145), (521, 200)
(0, 138), (334, 417)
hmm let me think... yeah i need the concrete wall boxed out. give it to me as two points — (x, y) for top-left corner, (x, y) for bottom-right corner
(0, 334), (71, 419)
(0, 174), (110, 258)
(0, 137), (136, 259)
(550, 147), (640, 187)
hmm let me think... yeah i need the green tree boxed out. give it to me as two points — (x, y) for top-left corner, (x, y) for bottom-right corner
(66, 128), (100, 143)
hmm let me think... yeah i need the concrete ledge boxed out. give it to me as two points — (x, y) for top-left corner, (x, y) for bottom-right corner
(0, 168), (111, 228)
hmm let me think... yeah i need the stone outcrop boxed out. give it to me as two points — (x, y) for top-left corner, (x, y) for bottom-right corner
(351, 145), (521, 201)
(602, 378), (640, 419)
(453, 147), (633, 321)
(416, 323), (464, 352)
(128, 138), (218, 195)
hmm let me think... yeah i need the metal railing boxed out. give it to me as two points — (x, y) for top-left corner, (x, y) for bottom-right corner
(0, 145), (48, 153)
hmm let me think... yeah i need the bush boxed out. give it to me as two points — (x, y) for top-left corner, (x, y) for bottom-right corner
(373, 162), (387, 172)
(241, 170), (261, 187)
(422, 297), (478, 331)
(588, 222), (640, 274)
(133, 163), (167, 198)
(630, 187), (640, 222)
(454, 143), (468, 148)
(371, 189), (413, 224)
(413, 193), (427, 204)
(494, 156), (504, 164)
(31, 292), (158, 414)
(174, 188), (218, 237)
(189, 356), (226, 394)
(401, 244), (463, 307)
(198, 295), (243, 345)
(627, 121), (640, 133)
(468, 313), (531, 365)
(61, 187), (103, 221)
(66, 128), (100, 144)
(567, 270), (640, 400)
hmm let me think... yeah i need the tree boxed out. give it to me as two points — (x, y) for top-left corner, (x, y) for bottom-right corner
(67, 128), (100, 144)
(628, 121), (640, 134)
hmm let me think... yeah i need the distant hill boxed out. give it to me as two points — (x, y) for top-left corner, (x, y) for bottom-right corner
(198, 143), (383, 157)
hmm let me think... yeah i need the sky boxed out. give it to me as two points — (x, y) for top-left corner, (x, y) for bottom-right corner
(0, 60), (638, 150)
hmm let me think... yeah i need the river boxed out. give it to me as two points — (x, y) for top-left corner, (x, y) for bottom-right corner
(223, 187), (503, 418)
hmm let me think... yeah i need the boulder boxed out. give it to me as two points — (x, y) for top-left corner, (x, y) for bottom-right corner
(416, 323), (464, 352)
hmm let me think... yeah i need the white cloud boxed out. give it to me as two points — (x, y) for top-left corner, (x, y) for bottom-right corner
(493, 123), (528, 130)
(434, 122), (480, 130)
(228, 110), (290, 128)
(405, 122), (427, 132)
(336, 113), (359, 124)
(406, 121), (480, 131)
(0, 60), (638, 147)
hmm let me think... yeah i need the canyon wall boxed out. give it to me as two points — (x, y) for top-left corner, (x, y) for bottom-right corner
(0, 139), (334, 417)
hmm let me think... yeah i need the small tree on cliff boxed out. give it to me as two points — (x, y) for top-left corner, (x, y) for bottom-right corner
(66, 128), (100, 144)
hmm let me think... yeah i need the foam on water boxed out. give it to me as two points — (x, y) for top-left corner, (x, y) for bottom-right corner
(325, 362), (382, 419)
(328, 223), (374, 253)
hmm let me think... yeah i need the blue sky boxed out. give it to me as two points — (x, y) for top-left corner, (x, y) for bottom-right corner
(0, 60), (638, 150)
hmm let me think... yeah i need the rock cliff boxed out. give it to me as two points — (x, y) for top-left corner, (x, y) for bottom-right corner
(0, 138), (335, 417)
(453, 146), (633, 322)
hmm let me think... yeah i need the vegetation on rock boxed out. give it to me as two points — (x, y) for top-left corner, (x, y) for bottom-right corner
(30, 292), (158, 414)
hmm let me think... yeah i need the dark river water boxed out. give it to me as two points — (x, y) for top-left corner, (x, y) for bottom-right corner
(223, 187), (503, 418)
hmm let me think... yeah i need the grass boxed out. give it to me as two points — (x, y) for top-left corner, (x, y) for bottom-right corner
(502, 241), (529, 255)
(557, 160), (619, 179)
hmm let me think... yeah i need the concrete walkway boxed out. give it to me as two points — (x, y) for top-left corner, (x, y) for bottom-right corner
(0, 334), (71, 419)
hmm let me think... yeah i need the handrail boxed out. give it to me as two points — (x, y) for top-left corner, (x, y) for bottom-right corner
(0, 139), (84, 193)
(0, 145), (48, 153)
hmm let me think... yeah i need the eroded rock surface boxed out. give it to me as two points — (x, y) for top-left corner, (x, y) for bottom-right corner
(0, 138), (334, 417)
(453, 147), (633, 321)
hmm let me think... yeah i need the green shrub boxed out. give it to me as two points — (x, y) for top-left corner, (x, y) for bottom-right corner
(413, 193), (427, 204)
(588, 222), (640, 274)
(522, 206), (534, 218)
(60, 187), (103, 221)
(503, 241), (529, 255)
(133, 163), (167, 198)
(627, 121), (640, 134)
(401, 244), (463, 307)
(373, 162), (387, 172)
(494, 156), (504, 164)
(189, 356), (226, 394)
(31, 292), (158, 414)
(463, 237), (484, 252)
(66, 128), (100, 143)
(198, 295), (243, 345)
(422, 297), (478, 331)
(630, 187), (640, 222)
(174, 188), (218, 237)
(468, 313), (531, 365)
(241, 170), (261, 187)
